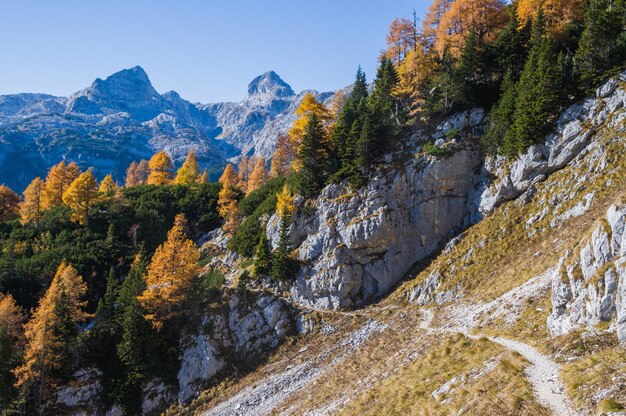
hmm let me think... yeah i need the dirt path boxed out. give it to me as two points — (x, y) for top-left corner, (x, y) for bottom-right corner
(419, 309), (579, 416)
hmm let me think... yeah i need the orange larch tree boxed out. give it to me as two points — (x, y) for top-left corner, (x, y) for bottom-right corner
(247, 158), (268, 193)
(137, 214), (200, 329)
(14, 262), (90, 396)
(217, 163), (241, 232)
(0, 185), (20, 223)
(147, 151), (173, 185)
(175, 149), (201, 185)
(518, 0), (585, 37)
(43, 161), (80, 209)
(62, 170), (99, 225)
(20, 177), (46, 226)
(270, 134), (295, 178)
(125, 159), (150, 187)
(385, 17), (418, 64)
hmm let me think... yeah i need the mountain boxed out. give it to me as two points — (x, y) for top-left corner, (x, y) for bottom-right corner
(0, 67), (335, 192)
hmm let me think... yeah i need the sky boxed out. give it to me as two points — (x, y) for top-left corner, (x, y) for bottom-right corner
(0, 1), (428, 103)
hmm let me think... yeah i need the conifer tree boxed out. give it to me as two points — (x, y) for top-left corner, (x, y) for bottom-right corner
(62, 170), (99, 225)
(147, 151), (173, 185)
(20, 177), (45, 226)
(575, 0), (626, 90)
(90, 268), (119, 350)
(270, 134), (295, 178)
(494, 2), (531, 79)
(271, 210), (292, 281)
(253, 228), (272, 276)
(294, 113), (329, 198)
(217, 163), (241, 232)
(44, 161), (80, 209)
(247, 158), (268, 193)
(99, 174), (118, 198)
(138, 214), (200, 329)
(199, 170), (210, 184)
(0, 185), (20, 223)
(175, 149), (201, 185)
(14, 262), (89, 396)
(0, 293), (25, 407)
(125, 160), (150, 187)
(483, 69), (518, 155)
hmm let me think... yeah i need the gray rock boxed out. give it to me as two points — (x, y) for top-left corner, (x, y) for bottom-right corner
(178, 331), (226, 403)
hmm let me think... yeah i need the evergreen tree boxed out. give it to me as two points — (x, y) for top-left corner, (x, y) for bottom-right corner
(90, 268), (119, 353)
(271, 211), (293, 281)
(483, 69), (518, 155)
(368, 58), (404, 134)
(493, 2), (531, 79)
(294, 113), (329, 198)
(0, 293), (25, 409)
(253, 229), (272, 276)
(575, 0), (626, 91)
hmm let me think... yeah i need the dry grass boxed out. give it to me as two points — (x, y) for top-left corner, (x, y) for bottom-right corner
(336, 334), (550, 416)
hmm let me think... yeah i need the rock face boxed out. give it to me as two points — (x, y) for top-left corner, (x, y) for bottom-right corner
(265, 109), (484, 309)
(177, 290), (293, 403)
(548, 205), (626, 344)
(0, 67), (334, 192)
(478, 73), (626, 216)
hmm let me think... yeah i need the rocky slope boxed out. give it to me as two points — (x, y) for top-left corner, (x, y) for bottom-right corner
(0, 67), (334, 192)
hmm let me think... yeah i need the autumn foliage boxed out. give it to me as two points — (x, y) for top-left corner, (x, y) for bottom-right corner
(62, 170), (99, 225)
(20, 178), (46, 225)
(43, 161), (80, 209)
(138, 214), (200, 329)
(217, 163), (241, 232)
(0, 185), (20, 223)
(147, 151), (173, 185)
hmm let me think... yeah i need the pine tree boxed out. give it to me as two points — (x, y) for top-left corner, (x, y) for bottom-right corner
(147, 151), (173, 185)
(114, 253), (153, 414)
(217, 163), (241, 233)
(43, 161), (81, 209)
(483, 69), (518, 155)
(294, 113), (328, 198)
(494, 2), (531, 79)
(14, 262), (90, 396)
(575, 0), (626, 90)
(20, 177), (45, 226)
(253, 228), (272, 276)
(0, 185), (20, 223)
(138, 214), (200, 329)
(91, 268), (119, 348)
(175, 149), (201, 185)
(271, 210), (292, 281)
(62, 170), (99, 225)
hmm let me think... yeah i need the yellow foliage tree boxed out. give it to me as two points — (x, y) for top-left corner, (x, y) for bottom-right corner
(125, 159), (150, 187)
(62, 171), (99, 225)
(43, 161), (80, 209)
(435, 0), (508, 57)
(199, 170), (209, 184)
(138, 214), (199, 329)
(20, 177), (46, 226)
(289, 94), (330, 171)
(0, 185), (20, 223)
(99, 174), (118, 198)
(517, 0), (585, 36)
(385, 17), (417, 64)
(147, 151), (173, 185)
(175, 149), (201, 185)
(276, 185), (295, 218)
(0, 292), (26, 343)
(14, 262), (89, 392)
(217, 163), (240, 232)
(247, 158), (268, 193)
(270, 134), (294, 178)
(395, 47), (438, 118)
(422, 0), (454, 48)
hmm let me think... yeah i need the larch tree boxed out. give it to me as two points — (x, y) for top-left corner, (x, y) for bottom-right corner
(20, 177), (46, 226)
(14, 262), (89, 396)
(385, 17), (418, 64)
(422, 0), (454, 48)
(276, 185), (296, 219)
(0, 185), (20, 223)
(217, 163), (241, 233)
(99, 174), (118, 198)
(247, 158), (268, 193)
(43, 161), (81, 209)
(293, 113), (330, 197)
(0, 293), (26, 407)
(62, 170), (99, 225)
(288, 94), (331, 172)
(138, 214), (200, 329)
(518, 0), (585, 36)
(175, 149), (201, 185)
(237, 155), (254, 190)
(270, 134), (295, 178)
(435, 0), (508, 57)
(125, 160), (150, 187)
(147, 151), (173, 185)
(199, 170), (210, 184)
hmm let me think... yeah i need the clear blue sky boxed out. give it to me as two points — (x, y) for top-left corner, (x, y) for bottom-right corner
(0, 0), (427, 103)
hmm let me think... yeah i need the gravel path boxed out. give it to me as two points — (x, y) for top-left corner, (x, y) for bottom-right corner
(419, 309), (579, 416)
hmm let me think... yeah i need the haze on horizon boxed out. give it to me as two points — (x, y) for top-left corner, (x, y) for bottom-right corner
(0, 0), (425, 103)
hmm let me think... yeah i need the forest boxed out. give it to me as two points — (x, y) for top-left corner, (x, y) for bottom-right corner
(0, 0), (624, 414)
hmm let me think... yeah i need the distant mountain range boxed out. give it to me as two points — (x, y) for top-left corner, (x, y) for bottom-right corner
(0, 66), (337, 191)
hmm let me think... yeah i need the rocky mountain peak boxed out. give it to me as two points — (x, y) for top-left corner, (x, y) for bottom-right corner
(247, 71), (294, 99)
